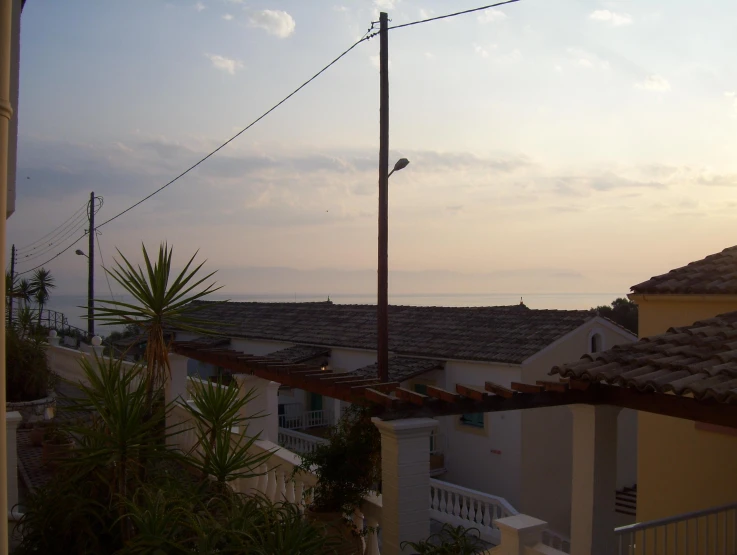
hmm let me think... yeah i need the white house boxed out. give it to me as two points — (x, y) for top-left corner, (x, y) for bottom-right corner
(177, 300), (637, 537)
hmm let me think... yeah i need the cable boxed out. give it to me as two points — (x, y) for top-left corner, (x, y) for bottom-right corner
(387, 0), (520, 30)
(95, 230), (116, 302)
(15, 234), (88, 276)
(15, 204), (88, 255)
(16, 217), (89, 263)
(96, 31), (377, 230)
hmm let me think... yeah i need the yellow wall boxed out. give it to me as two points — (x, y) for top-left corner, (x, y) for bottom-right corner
(633, 295), (737, 521)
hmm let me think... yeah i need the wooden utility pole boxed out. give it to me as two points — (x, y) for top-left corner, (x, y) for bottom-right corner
(377, 11), (389, 382)
(87, 191), (95, 338)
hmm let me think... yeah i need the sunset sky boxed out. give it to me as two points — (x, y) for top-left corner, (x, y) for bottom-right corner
(7, 0), (737, 300)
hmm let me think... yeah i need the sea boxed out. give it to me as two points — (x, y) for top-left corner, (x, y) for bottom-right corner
(47, 292), (622, 335)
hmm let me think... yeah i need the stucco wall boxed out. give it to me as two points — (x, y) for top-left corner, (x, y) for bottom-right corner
(519, 320), (636, 536)
(634, 296), (737, 522)
(441, 360), (523, 507)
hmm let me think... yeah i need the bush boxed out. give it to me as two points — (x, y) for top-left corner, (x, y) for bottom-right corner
(5, 324), (52, 402)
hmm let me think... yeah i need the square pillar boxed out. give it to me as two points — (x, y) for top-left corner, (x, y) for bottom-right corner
(494, 514), (548, 555)
(373, 417), (438, 555)
(165, 352), (190, 406)
(569, 405), (620, 555)
(5, 412), (22, 512)
(234, 374), (280, 443)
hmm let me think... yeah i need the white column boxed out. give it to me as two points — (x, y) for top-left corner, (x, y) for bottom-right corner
(569, 405), (620, 555)
(4, 412), (21, 514)
(166, 352), (189, 406)
(234, 374), (280, 443)
(494, 514), (549, 555)
(372, 417), (438, 555)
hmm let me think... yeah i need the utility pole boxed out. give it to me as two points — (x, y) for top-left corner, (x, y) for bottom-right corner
(8, 244), (14, 325)
(87, 191), (95, 338)
(377, 11), (389, 382)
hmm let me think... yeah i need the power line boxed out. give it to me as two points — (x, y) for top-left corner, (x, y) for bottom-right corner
(387, 0), (520, 30)
(96, 31), (377, 230)
(15, 203), (88, 254)
(16, 219), (89, 264)
(15, 234), (88, 276)
(95, 230), (116, 302)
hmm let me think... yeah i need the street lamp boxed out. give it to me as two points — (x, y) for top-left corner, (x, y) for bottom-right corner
(76, 248), (94, 338)
(377, 157), (410, 382)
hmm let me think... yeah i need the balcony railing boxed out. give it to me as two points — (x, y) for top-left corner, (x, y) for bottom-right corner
(615, 502), (737, 555)
(278, 427), (328, 454)
(278, 408), (332, 430)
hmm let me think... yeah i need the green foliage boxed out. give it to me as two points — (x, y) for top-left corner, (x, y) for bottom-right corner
(92, 243), (222, 389)
(30, 268), (55, 325)
(590, 297), (638, 335)
(293, 404), (381, 514)
(401, 524), (486, 555)
(5, 320), (53, 401)
(15, 356), (335, 554)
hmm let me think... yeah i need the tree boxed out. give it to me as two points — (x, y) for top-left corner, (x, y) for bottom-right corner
(590, 297), (638, 335)
(29, 267), (55, 325)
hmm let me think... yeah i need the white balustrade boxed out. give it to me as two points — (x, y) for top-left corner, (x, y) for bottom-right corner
(542, 529), (572, 553)
(278, 427), (329, 454)
(279, 408), (333, 430)
(429, 478), (519, 544)
(186, 375), (233, 397)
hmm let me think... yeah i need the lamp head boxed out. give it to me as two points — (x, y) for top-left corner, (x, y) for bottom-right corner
(75, 249), (86, 256)
(393, 158), (410, 172)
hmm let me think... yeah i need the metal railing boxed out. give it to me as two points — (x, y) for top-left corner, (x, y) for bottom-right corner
(278, 408), (332, 430)
(277, 428), (328, 454)
(7, 306), (88, 339)
(615, 502), (737, 555)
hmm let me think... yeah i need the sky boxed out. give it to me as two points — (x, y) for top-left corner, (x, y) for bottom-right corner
(7, 0), (737, 301)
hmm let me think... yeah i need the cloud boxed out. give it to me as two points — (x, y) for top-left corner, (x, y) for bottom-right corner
(248, 10), (295, 38)
(589, 10), (632, 26)
(374, 0), (396, 8)
(567, 48), (610, 70)
(697, 173), (737, 187)
(333, 6), (349, 12)
(206, 54), (244, 75)
(474, 44), (489, 59)
(222, 13), (233, 21)
(194, 1), (205, 12)
(635, 75), (670, 92)
(478, 9), (507, 23)
(725, 91), (737, 116)
(424, 52), (435, 60)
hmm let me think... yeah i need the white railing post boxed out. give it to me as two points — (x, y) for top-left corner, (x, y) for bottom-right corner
(166, 352), (190, 407)
(234, 375), (280, 443)
(5, 411), (21, 512)
(493, 515), (549, 555)
(47, 329), (60, 347)
(373, 417), (438, 555)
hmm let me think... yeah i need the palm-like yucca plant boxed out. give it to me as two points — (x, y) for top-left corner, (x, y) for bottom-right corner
(30, 267), (55, 325)
(92, 243), (222, 391)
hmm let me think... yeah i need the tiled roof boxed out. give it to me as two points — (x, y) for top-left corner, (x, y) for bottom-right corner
(551, 311), (737, 404)
(187, 301), (594, 364)
(351, 357), (444, 383)
(631, 246), (737, 295)
(268, 344), (331, 364)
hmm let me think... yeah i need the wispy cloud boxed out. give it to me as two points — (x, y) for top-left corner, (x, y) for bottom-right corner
(222, 13), (233, 21)
(374, 0), (396, 9)
(726, 91), (737, 116)
(194, 1), (206, 12)
(248, 10), (296, 38)
(567, 48), (609, 70)
(589, 10), (632, 26)
(205, 54), (244, 75)
(478, 9), (507, 23)
(635, 75), (670, 92)
(474, 44), (489, 59)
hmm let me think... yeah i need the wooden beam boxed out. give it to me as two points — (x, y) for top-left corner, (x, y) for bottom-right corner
(426, 385), (461, 403)
(456, 384), (488, 401)
(365, 388), (399, 409)
(511, 382), (544, 394)
(536, 380), (568, 393)
(395, 387), (429, 406)
(485, 382), (515, 399)
(568, 379), (591, 391)
(350, 381), (397, 392)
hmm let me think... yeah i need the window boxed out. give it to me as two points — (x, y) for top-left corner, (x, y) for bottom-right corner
(590, 333), (603, 354)
(460, 412), (484, 428)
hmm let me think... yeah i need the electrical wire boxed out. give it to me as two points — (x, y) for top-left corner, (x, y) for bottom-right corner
(387, 0), (520, 30)
(96, 31), (377, 230)
(16, 216), (89, 263)
(15, 234), (88, 276)
(15, 204), (88, 255)
(95, 230), (116, 302)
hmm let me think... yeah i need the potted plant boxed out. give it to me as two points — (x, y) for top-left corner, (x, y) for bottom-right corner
(5, 309), (56, 424)
(293, 405), (381, 554)
(41, 425), (74, 469)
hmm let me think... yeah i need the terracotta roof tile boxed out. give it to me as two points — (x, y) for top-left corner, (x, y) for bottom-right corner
(188, 301), (597, 364)
(351, 357), (444, 383)
(631, 246), (737, 295)
(551, 311), (737, 404)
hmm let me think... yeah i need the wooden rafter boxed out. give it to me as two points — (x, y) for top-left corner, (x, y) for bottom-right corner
(171, 342), (737, 428)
